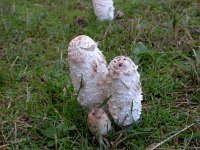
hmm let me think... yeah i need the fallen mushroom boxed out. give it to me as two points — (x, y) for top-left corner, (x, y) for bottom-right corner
(92, 0), (114, 21)
(88, 107), (112, 136)
(67, 35), (108, 108)
(107, 56), (143, 127)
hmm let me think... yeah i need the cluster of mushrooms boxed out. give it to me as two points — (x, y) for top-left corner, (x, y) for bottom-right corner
(67, 35), (143, 136)
(67, 0), (142, 137)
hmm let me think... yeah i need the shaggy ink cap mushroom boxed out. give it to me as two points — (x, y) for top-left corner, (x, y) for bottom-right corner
(92, 0), (115, 21)
(88, 107), (112, 136)
(107, 56), (143, 127)
(68, 35), (108, 109)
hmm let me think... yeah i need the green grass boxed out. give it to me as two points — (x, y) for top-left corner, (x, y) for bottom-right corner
(0, 0), (200, 149)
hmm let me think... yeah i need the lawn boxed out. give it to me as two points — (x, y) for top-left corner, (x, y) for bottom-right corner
(0, 0), (200, 149)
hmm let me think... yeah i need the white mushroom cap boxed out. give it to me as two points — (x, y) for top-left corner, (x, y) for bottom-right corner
(68, 35), (108, 108)
(107, 56), (143, 127)
(92, 0), (114, 21)
(88, 107), (112, 136)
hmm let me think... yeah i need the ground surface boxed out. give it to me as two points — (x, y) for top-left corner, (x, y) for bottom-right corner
(0, 0), (200, 149)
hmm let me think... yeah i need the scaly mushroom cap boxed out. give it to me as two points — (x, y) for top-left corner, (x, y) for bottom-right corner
(88, 107), (112, 136)
(92, 0), (114, 21)
(68, 35), (108, 108)
(107, 56), (143, 127)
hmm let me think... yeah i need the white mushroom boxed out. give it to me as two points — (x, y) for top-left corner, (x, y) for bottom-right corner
(107, 56), (143, 127)
(92, 0), (114, 21)
(88, 107), (112, 136)
(67, 35), (108, 108)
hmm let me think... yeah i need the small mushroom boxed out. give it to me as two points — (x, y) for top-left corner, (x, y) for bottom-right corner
(67, 35), (108, 108)
(92, 0), (115, 21)
(107, 56), (143, 127)
(88, 107), (112, 136)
